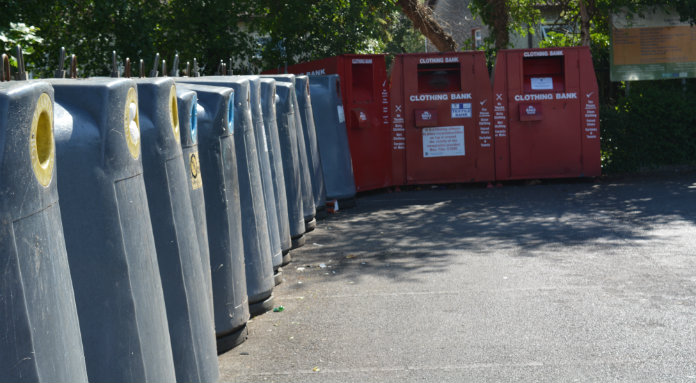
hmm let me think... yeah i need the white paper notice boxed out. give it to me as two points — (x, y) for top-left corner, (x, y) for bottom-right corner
(422, 126), (465, 158)
(530, 77), (554, 90)
(337, 105), (345, 123)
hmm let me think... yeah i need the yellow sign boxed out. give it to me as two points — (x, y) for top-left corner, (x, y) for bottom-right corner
(611, 7), (696, 81)
(613, 26), (696, 65)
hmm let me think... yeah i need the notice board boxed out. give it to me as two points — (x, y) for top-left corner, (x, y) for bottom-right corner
(422, 126), (465, 158)
(611, 7), (696, 81)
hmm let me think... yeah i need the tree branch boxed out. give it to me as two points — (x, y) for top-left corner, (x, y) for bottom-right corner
(396, 0), (457, 51)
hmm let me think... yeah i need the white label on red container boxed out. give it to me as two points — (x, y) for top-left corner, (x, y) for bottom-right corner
(422, 126), (465, 158)
(531, 77), (554, 90)
(305, 69), (326, 75)
(524, 50), (564, 57)
(451, 103), (472, 118)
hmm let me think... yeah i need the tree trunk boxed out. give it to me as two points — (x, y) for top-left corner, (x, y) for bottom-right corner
(578, 0), (591, 46)
(491, 0), (509, 50)
(397, 0), (457, 52)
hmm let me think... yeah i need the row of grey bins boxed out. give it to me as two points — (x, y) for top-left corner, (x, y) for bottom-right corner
(0, 73), (355, 383)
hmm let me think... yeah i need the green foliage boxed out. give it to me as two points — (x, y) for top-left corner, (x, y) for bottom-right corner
(157, 0), (258, 74)
(471, 1), (696, 54)
(3, 0), (169, 76)
(253, 0), (399, 70)
(383, 11), (425, 55)
(0, 0), (268, 76)
(0, 22), (43, 72)
(382, 10), (426, 69)
(1, 0), (406, 76)
(0, 22), (43, 50)
(600, 80), (696, 173)
(469, 0), (542, 49)
(506, 1), (543, 37)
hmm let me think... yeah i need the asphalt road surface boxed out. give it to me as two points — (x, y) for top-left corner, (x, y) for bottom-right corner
(219, 174), (696, 382)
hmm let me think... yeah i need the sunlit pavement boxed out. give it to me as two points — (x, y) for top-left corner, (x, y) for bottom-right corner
(219, 174), (696, 382)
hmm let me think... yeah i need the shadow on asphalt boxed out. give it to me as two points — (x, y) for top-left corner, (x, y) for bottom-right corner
(290, 175), (696, 285)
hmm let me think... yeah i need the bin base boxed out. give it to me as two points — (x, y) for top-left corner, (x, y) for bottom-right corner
(281, 251), (292, 266)
(291, 235), (305, 250)
(305, 217), (316, 232)
(274, 268), (283, 286)
(216, 325), (248, 355)
(249, 294), (275, 318)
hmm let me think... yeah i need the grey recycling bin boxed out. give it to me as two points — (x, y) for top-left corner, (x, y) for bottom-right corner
(179, 77), (275, 317)
(175, 87), (214, 317)
(247, 76), (283, 284)
(309, 75), (356, 205)
(295, 75), (327, 217)
(273, 81), (306, 250)
(259, 78), (292, 263)
(49, 78), (176, 382)
(268, 75), (316, 232)
(175, 83), (250, 353)
(136, 78), (218, 383)
(0, 81), (89, 383)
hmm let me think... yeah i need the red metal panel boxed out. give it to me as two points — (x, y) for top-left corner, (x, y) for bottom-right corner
(390, 55), (407, 186)
(261, 57), (340, 76)
(350, 108), (369, 129)
(391, 52), (494, 185)
(341, 55), (392, 192)
(518, 102), (543, 121)
(263, 55), (393, 192)
(492, 54), (511, 181)
(414, 109), (439, 127)
(492, 47), (601, 180)
(578, 49), (601, 177)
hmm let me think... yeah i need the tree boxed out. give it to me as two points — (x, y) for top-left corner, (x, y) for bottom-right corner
(157, 0), (258, 74)
(0, 0), (451, 75)
(470, 0), (696, 52)
(469, 0), (510, 50)
(578, 0), (591, 46)
(469, 0), (545, 51)
(395, 0), (457, 51)
(0, 23), (43, 73)
(383, 10), (428, 55)
(253, 0), (401, 70)
(2, 0), (167, 76)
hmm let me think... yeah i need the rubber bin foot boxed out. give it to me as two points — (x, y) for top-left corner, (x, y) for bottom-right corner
(249, 294), (275, 318)
(316, 205), (328, 220)
(216, 325), (248, 355)
(281, 251), (292, 266)
(291, 235), (305, 250)
(274, 268), (283, 286)
(305, 217), (316, 232)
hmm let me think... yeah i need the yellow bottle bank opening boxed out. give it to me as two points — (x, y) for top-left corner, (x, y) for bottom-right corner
(30, 92), (55, 187)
